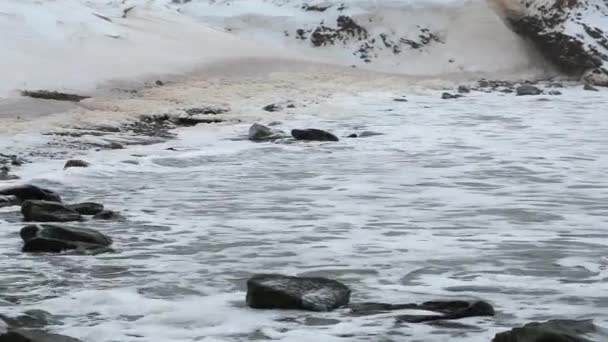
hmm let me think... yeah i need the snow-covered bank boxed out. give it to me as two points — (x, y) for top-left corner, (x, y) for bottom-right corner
(0, 0), (302, 98)
(1, 0), (559, 101)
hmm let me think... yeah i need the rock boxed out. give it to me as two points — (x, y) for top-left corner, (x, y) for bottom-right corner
(66, 202), (104, 216)
(262, 104), (282, 112)
(109, 142), (124, 149)
(492, 0), (608, 86)
(548, 90), (562, 95)
(0, 185), (61, 203)
(291, 129), (339, 142)
(441, 92), (462, 99)
(393, 98), (408, 102)
(64, 160), (90, 169)
(20, 224), (113, 253)
(21, 200), (82, 222)
(347, 133), (358, 138)
(516, 85), (543, 96)
(184, 106), (228, 115)
(155, 80), (164, 86)
(492, 319), (602, 342)
(93, 210), (124, 221)
(246, 274), (351, 311)
(457, 85), (471, 93)
(584, 83), (599, 91)
(0, 328), (82, 342)
(0, 195), (18, 208)
(20, 90), (90, 102)
(0, 310), (61, 329)
(348, 300), (494, 323)
(347, 131), (384, 138)
(248, 124), (284, 142)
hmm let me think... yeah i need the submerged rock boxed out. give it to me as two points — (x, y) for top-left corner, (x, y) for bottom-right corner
(441, 92), (462, 99)
(291, 129), (339, 142)
(20, 90), (90, 102)
(0, 185), (61, 203)
(492, 319), (600, 342)
(492, 0), (608, 86)
(93, 210), (124, 221)
(20, 224), (113, 253)
(0, 328), (82, 342)
(262, 104), (282, 112)
(347, 131), (384, 138)
(21, 200), (82, 222)
(349, 300), (494, 322)
(64, 159), (90, 169)
(67, 202), (104, 216)
(457, 85), (471, 94)
(516, 85), (543, 96)
(248, 124), (284, 142)
(246, 274), (351, 311)
(584, 84), (599, 91)
(0, 195), (18, 208)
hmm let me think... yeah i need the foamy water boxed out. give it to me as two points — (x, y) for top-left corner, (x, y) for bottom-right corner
(1, 85), (607, 341)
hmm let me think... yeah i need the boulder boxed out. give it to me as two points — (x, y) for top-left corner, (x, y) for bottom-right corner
(248, 124), (284, 142)
(246, 274), (351, 311)
(20, 224), (113, 253)
(291, 129), (339, 142)
(516, 85), (543, 96)
(64, 160), (90, 169)
(491, 0), (608, 86)
(67, 202), (104, 216)
(21, 200), (82, 222)
(0, 185), (61, 203)
(584, 84), (599, 91)
(492, 319), (601, 342)
(262, 104), (282, 112)
(348, 300), (494, 322)
(0, 195), (18, 208)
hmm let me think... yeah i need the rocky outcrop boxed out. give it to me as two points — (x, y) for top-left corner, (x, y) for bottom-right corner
(246, 274), (351, 311)
(516, 85), (543, 96)
(66, 202), (104, 216)
(21, 200), (82, 222)
(291, 129), (339, 142)
(20, 224), (113, 253)
(0, 185), (61, 203)
(492, 319), (602, 342)
(492, 0), (608, 86)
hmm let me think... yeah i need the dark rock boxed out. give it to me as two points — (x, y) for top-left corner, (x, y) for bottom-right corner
(93, 210), (124, 221)
(347, 131), (384, 138)
(248, 124), (284, 142)
(174, 116), (223, 126)
(457, 85), (471, 94)
(347, 134), (358, 138)
(393, 98), (408, 102)
(66, 202), (104, 216)
(291, 129), (339, 142)
(109, 142), (124, 149)
(20, 224), (112, 253)
(584, 83), (599, 91)
(0, 328), (82, 342)
(184, 107), (228, 115)
(492, 319), (601, 342)
(516, 85), (543, 96)
(441, 92), (462, 99)
(302, 4), (332, 12)
(64, 160), (90, 169)
(349, 300), (494, 323)
(548, 90), (562, 95)
(262, 104), (282, 112)
(155, 80), (164, 86)
(20, 90), (90, 102)
(286, 103), (296, 108)
(0, 185), (61, 203)
(0, 195), (18, 208)
(246, 274), (351, 311)
(0, 310), (61, 329)
(21, 200), (82, 222)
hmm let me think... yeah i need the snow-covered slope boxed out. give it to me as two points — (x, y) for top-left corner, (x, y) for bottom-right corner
(490, 0), (608, 85)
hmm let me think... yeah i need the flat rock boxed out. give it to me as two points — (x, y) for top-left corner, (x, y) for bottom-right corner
(20, 224), (113, 253)
(0, 185), (61, 203)
(21, 200), (82, 222)
(441, 92), (463, 99)
(67, 202), (104, 216)
(348, 300), (494, 322)
(246, 274), (351, 312)
(492, 319), (602, 342)
(20, 90), (90, 102)
(291, 129), (339, 142)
